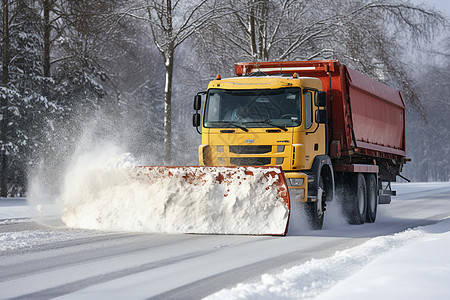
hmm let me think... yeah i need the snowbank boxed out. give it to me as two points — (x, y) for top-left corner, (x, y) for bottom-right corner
(0, 198), (30, 219)
(60, 148), (289, 235)
(206, 218), (450, 299)
(319, 219), (450, 300)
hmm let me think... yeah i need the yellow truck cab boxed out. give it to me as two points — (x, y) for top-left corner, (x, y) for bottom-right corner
(193, 73), (334, 229)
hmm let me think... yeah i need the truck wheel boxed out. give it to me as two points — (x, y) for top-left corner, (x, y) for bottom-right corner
(342, 173), (367, 225)
(305, 176), (325, 230)
(365, 174), (378, 223)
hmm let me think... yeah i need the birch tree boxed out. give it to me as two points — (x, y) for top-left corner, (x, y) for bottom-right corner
(121, 0), (217, 164)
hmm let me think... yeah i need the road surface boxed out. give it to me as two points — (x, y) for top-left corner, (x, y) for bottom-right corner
(1, 182), (449, 299)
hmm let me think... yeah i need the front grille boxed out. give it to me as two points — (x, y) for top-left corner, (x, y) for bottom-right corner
(230, 157), (271, 166)
(229, 145), (272, 154)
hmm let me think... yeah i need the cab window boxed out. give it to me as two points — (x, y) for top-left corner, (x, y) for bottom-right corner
(304, 91), (313, 129)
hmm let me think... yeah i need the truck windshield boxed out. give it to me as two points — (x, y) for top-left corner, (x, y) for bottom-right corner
(204, 88), (301, 128)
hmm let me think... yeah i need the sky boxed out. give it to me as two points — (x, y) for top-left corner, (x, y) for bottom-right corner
(408, 0), (449, 59)
(412, 0), (450, 16)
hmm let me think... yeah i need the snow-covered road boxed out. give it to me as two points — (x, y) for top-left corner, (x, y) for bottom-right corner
(1, 182), (449, 299)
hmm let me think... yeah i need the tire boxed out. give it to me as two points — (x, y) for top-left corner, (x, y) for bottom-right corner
(342, 173), (367, 225)
(365, 174), (378, 223)
(305, 175), (326, 230)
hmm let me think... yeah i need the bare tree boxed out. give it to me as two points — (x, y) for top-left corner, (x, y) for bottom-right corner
(404, 35), (450, 181)
(196, 0), (332, 65)
(120, 0), (218, 163)
(194, 0), (446, 112)
(320, 0), (446, 113)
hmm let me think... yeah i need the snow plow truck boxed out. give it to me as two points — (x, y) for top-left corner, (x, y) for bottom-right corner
(188, 60), (407, 235)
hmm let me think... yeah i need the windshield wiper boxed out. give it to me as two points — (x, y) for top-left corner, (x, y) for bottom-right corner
(243, 120), (288, 131)
(211, 121), (249, 132)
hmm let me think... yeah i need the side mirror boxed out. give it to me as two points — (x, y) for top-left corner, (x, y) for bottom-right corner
(193, 113), (201, 127)
(194, 94), (202, 111)
(315, 110), (328, 124)
(315, 91), (327, 107)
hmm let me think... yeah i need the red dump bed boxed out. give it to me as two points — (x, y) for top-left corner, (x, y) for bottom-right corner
(235, 60), (406, 161)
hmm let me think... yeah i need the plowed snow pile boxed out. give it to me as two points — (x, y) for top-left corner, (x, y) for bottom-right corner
(60, 148), (289, 234)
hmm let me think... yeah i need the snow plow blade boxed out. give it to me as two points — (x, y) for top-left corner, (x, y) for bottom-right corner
(61, 164), (290, 235)
(133, 166), (291, 235)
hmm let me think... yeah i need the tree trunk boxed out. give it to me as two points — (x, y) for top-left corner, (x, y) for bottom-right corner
(145, 0), (209, 164)
(248, 0), (257, 57)
(162, 0), (174, 164)
(259, 0), (268, 60)
(1, 0), (9, 197)
(164, 49), (174, 164)
(43, 0), (51, 77)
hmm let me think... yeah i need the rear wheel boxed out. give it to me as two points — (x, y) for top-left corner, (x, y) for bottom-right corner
(365, 174), (378, 223)
(305, 176), (326, 230)
(342, 173), (367, 225)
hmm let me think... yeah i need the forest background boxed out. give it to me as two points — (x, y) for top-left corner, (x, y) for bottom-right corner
(0, 0), (449, 197)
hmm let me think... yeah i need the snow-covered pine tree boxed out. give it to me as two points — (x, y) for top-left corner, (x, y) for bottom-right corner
(1, 0), (62, 196)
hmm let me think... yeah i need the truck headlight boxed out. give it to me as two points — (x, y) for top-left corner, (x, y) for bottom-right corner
(289, 178), (304, 186)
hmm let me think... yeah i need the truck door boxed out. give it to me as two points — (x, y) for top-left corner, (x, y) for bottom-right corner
(303, 90), (325, 170)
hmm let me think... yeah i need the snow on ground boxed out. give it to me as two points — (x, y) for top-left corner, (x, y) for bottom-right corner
(0, 199), (110, 252)
(0, 198), (32, 220)
(206, 217), (450, 299)
(319, 219), (450, 300)
(206, 182), (450, 299)
(1, 181), (449, 299)
(0, 227), (107, 252)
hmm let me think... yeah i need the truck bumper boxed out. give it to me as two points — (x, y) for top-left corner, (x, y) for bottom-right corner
(285, 172), (308, 203)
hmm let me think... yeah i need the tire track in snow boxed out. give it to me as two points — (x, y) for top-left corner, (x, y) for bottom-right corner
(152, 237), (367, 300)
(0, 233), (154, 281)
(0, 233), (272, 299)
(10, 246), (221, 300)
